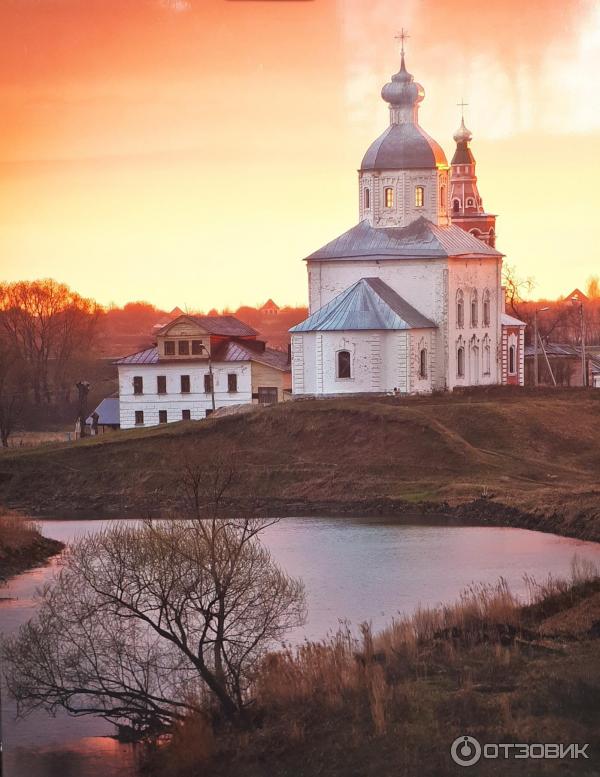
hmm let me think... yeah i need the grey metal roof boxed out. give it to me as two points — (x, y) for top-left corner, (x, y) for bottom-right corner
(501, 312), (526, 327)
(290, 277), (436, 333)
(156, 315), (258, 338)
(524, 343), (600, 373)
(361, 123), (447, 171)
(115, 340), (289, 370)
(304, 217), (503, 262)
(86, 397), (120, 426)
(212, 340), (290, 371)
(115, 347), (159, 365)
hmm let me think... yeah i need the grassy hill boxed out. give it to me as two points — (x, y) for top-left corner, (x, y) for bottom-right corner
(1, 387), (600, 539)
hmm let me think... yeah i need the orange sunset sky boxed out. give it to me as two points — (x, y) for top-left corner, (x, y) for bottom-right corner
(0, 0), (599, 310)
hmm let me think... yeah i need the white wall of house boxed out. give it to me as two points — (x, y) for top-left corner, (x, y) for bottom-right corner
(118, 362), (252, 429)
(291, 328), (436, 396)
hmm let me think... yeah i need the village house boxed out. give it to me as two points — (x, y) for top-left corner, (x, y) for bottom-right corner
(116, 314), (290, 429)
(290, 42), (525, 396)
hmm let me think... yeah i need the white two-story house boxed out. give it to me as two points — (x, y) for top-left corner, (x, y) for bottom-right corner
(116, 314), (290, 429)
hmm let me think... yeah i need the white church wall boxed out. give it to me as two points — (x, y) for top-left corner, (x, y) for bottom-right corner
(307, 258), (447, 322)
(118, 362), (252, 429)
(446, 257), (503, 391)
(291, 330), (414, 396)
(358, 169), (449, 228)
(408, 329), (435, 394)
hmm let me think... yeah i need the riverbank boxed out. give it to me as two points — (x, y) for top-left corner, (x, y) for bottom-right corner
(0, 511), (64, 579)
(150, 566), (600, 777)
(0, 388), (599, 541)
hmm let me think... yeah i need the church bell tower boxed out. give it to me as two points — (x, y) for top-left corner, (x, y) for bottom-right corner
(449, 109), (497, 246)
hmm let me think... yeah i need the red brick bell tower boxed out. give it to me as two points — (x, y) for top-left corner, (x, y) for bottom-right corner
(449, 105), (497, 247)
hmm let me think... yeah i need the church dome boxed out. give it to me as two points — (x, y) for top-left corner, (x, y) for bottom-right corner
(360, 51), (448, 172)
(361, 123), (448, 171)
(453, 116), (473, 144)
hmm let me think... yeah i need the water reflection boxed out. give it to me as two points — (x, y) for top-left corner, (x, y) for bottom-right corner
(1, 516), (600, 776)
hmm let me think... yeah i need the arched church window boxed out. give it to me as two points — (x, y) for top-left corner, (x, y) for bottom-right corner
(483, 337), (491, 375)
(384, 187), (394, 208)
(419, 348), (428, 379)
(440, 185), (446, 209)
(482, 289), (491, 327)
(457, 346), (465, 377)
(452, 199), (460, 212)
(508, 345), (516, 375)
(471, 290), (478, 328)
(364, 187), (370, 210)
(337, 350), (351, 379)
(467, 198), (474, 207)
(470, 228), (481, 238)
(456, 289), (464, 329)
(415, 186), (424, 207)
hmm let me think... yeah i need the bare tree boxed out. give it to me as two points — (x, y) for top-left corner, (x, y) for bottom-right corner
(502, 263), (534, 319)
(0, 337), (26, 447)
(1, 513), (305, 733)
(0, 279), (101, 404)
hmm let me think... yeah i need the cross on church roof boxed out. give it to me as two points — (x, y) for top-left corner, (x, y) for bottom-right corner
(457, 99), (469, 120)
(395, 28), (409, 55)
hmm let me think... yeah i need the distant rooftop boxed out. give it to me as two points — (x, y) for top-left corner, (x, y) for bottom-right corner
(157, 314), (258, 338)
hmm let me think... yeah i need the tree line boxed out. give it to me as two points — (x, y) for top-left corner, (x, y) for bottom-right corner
(0, 279), (101, 445)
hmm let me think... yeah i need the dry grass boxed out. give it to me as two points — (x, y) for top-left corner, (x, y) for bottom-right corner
(152, 564), (600, 776)
(0, 510), (40, 553)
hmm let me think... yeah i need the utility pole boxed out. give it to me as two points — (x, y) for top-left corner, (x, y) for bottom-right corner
(200, 345), (216, 412)
(570, 294), (587, 387)
(533, 307), (549, 386)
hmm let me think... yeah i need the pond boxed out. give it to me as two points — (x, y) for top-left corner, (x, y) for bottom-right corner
(2, 516), (600, 777)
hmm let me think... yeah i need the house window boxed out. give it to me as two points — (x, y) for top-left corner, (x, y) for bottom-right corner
(133, 376), (143, 395)
(134, 410), (144, 426)
(337, 350), (351, 379)
(415, 186), (424, 207)
(205, 408), (214, 417)
(204, 373), (213, 393)
(182, 409), (191, 421)
(192, 340), (204, 356)
(164, 341), (175, 356)
(509, 345), (516, 375)
(419, 348), (428, 379)
(157, 375), (167, 394)
(452, 198), (460, 212)
(471, 290), (478, 327)
(364, 187), (370, 209)
(457, 347), (465, 377)
(384, 187), (394, 208)
(482, 290), (491, 327)
(440, 185), (446, 208)
(181, 374), (191, 393)
(159, 410), (167, 424)
(178, 340), (190, 355)
(456, 290), (464, 328)
(228, 373), (238, 393)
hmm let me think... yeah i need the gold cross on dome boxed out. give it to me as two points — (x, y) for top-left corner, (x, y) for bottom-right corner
(395, 28), (409, 56)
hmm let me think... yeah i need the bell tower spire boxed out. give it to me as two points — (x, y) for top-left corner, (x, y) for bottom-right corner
(449, 105), (496, 246)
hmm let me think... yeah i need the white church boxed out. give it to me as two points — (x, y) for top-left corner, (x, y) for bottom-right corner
(290, 43), (525, 396)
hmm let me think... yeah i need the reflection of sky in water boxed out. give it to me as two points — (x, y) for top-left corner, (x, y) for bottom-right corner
(1, 516), (600, 776)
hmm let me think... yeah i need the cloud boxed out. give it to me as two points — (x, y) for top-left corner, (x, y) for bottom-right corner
(158, 0), (192, 12)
